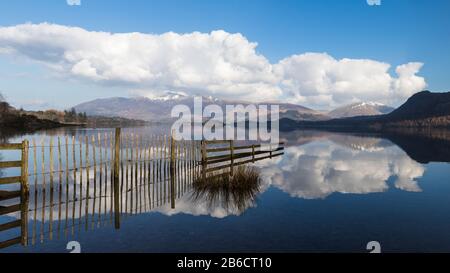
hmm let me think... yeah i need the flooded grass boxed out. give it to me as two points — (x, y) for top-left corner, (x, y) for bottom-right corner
(191, 166), (261, 213)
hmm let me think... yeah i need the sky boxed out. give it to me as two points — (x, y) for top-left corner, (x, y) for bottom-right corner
(0, 0), (449, 111)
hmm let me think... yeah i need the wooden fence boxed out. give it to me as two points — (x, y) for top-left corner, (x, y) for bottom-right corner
(0, 130), (284, 250)
(0, 141), (29, 249)
(0, 130), (202, 249)
(9, 157), (196, 247)
(200, 140), (285, 178)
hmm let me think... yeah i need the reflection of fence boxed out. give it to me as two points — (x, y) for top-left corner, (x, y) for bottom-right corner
(0, 129), (284, 250)
(200, 140), (284, 177)
(20, 157), (196, 247)
(0, 131), (202, 249)
(0, 142), (29, 249)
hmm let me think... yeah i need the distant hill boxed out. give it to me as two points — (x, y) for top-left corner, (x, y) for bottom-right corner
(0, 99), (62, 133)
(386, 91), (450, 120)
(0, 96), (147, 135)
(328, 102), (394, 119)
(281, 91), (450, 131)
(74, 93), (328, 122)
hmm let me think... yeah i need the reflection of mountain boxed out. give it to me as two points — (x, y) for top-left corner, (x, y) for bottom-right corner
(281, 128), (450, 164)
(257, 134), (425, 199)
(325, 134), (393, 152)
(280, 130), (395, 151)
(6, 130), (450, 253)
(382, 130), (450, 164)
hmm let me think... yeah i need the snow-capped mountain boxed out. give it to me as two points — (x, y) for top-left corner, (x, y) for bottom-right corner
(73, 92), (327, 122)
(145, 91), (190, 101)
(328, 102), (395, 119)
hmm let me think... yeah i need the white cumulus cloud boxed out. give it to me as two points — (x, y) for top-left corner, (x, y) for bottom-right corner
(0, 23), (427, 108)
(275, 53), (426, 107)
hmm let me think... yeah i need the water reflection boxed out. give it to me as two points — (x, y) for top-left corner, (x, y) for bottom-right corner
(257, 133), (425, 199)
(2, 128), (450, 252)
(191, 166), (261, 215)
(1, 163), (263, 249)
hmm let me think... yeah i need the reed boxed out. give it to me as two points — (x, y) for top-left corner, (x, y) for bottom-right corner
(191, 166), (261, 214)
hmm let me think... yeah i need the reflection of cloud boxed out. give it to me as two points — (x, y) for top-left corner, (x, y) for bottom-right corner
(156, 136), (426, 217)
(392, 157), (424, 192)
(16, 136), (426, 221)
(257, 138), (425, 199)
(154, 194), (250, 219)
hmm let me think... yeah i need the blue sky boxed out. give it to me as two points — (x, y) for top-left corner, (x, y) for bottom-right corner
(0, 0), (449, 110)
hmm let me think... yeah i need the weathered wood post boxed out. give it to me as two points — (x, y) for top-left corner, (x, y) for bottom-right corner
(113, 128), (121, 229)
(270, 143), (273, 159)
(201, 141), (207, 180)
(20, 140), (29, 246)
(252, 144), (255, 163)
(230, 140), (234, 177)
(170, 131), (176, 209)
(21, 140), (29, 194)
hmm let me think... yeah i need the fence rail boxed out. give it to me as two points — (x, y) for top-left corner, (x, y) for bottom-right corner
(0, 141), (29, 249)
(200, 140), (284, 177)
(0, 129), (285, 250)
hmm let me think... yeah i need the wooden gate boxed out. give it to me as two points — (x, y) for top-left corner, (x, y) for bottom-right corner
(0, 141), (29, 249)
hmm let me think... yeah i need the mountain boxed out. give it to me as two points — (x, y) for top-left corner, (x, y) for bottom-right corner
(386, 91), (450, 120)
(74, 91), (450, 128)
(280, 91), (450, 131)
(328, 102), (394, 119)
(74, 92), (327, 122)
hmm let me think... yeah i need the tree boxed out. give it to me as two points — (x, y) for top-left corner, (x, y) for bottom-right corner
(64, 108), (79, 122)
(0, 92), (8, 113)
(0, 101), (9, 113)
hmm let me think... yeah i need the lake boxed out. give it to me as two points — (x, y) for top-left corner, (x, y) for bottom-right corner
(1, 127), (450, 253)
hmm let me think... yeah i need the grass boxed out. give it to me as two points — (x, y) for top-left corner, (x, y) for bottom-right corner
(191, 166), (261, 214)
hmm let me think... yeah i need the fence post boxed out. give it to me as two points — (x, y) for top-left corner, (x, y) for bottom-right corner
(20, 140), (29, 246)
(230, 140), (234, 177)
(20, 191), (29, 247)
(252, 144), (255, 163)
(113, 128), (121, 229)
(170, 131), (176, 209)
(201, 141), (206, 180)
(21, 140), (29, 194)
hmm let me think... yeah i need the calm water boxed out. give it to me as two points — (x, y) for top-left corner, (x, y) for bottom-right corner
(1, 127), (450, 253)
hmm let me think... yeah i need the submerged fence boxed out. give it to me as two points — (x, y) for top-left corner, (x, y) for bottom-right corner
(0, 129), (284, 250)
(201, 140), (285, 178)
